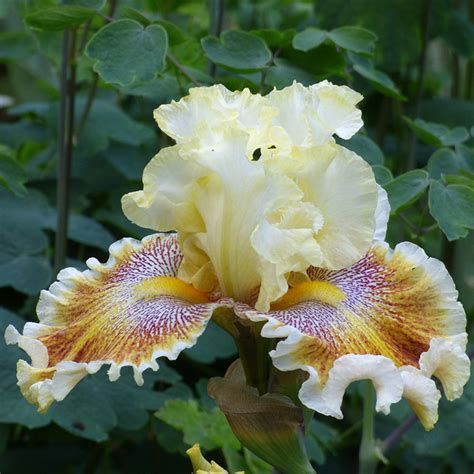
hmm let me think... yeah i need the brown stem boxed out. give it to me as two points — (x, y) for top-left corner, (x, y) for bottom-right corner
(167, 53), (202, 86)
(406, 0), (434, 170)
(54, 30), (77, 274)
(208, 0), (224, 77)
(465, 0), (474, 99)
(381, 414), (417, 453)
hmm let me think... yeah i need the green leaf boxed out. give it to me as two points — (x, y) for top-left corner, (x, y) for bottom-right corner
(201, 30), (271, 71)
(443, 174), (474, 189)
(328, 26), (377, 55)
(354, 63), (405, 100)
(265, 58), (315, 88)
(48, 366), (180, 441)
(314, 0), (423, 71)
(62, 0), (106, 8)
(338, 134), (384, 165)
(427, 147), (474, 180)
(0, 218), (48, 264)
(0, 146), (28, 196)
(292, 28), (327, 52)
(120, 6), (151, 26)
(283, 43), (346, 79)
(251, 28), (295, 47)
(86, 20), (168, 86)
(67, 214), (115, 251)
(64, 98), (154, 157)
(101, 143), (151, 181)
(428, 148), (459, 179)
(443, 11), (474, 58)
(0, 255), (52, 295)
(421, 98), (474, 130)
(404, 117), (469, 147)
(0, 32), (36, 61)
(0, 308), (52, 429)
(429, 181), (474, 240)
(25, 6), (96, 31)
(385, 170), (430, 214)
(121, 74), (181, 103)
(184, 321), (237, 364)
(156, 399), (240, 451)
(372, 165), (393, 186)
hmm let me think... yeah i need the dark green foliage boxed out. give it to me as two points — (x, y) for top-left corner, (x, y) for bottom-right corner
(0, 1), (473, 473)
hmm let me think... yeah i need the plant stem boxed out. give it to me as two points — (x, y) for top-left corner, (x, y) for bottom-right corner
(406, 0), (433, 170)
(74, 74), (98, 142)
(235, 322), (271, 395)
(358, 382), (378, 474)
(167, 53), (202, 86)
(208, 0), (224, 77)
(381, 414), (417, 454)
(54, 29), (76, 274)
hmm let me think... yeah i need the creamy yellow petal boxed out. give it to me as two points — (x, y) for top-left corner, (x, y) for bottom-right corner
(373, 185), (390, 242)
(123, 127), (329, 308)
(154, 84), (277, 154)
(5, 234), (231, 412)
(267, 81), (363, 149)
(309, 80), (363, 140)
(267, 81), (323, 147)
(177, 131), (305, 304)
(122, 145), (207, 233)
(400, 366), (441, 431)
(418, 334), (470, 401)
(284, 144), (378, 269)
(236, 241), (467, 428)
(153, 85), (236, 143)
(251, 201), (324, 310)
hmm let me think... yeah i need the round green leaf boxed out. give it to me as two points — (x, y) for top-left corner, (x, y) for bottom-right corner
(184, 321), (236, 364)
(25, 6), (96, 31)
(86, 19), (168, 86)
(354, 63), (405, 100)
(265, 58), (315, 88)
(328, 26), (377, 55)
(404, 117), (470, 147)
(338, 134), (384, 165)
(63, 0), (106, 8)
(429, 181), (474, 241)
(0, 32), (36, 61)
(443, 11), (474, 59)
(372, 165), (393, 186)
(201, 30), (272, 71)
(428, 148), (459, 179)
(384, 169), (430, 214)
(292, 28), (327, 52)
(0, 255), (52, 295)
(251, 29), (295, 48)
(0, 148), (27, 196)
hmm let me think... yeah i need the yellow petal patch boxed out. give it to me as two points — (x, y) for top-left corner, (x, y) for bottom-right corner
(237, 241), (468, 428)
(5, 234), (231, 412)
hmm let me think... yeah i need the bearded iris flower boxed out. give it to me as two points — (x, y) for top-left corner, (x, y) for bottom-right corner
(5, 82), (470, 433)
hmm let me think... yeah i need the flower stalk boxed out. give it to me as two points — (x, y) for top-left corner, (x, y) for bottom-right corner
(358, 382), (378, 474)
(54, 28), (76, 274)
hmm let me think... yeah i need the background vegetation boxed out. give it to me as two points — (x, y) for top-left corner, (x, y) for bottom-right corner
(0, 0), (473, 472)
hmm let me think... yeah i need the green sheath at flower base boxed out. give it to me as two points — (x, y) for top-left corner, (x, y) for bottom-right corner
(208, 360), (316, 474)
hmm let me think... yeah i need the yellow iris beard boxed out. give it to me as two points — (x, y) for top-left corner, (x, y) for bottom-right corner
(271, 281), (346, 310)
(134, 276), (210, 303)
